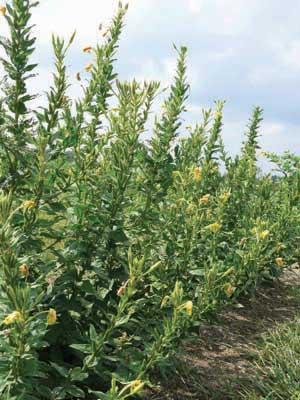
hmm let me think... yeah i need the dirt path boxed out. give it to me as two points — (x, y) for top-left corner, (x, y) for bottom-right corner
(149, 266), (300, 400)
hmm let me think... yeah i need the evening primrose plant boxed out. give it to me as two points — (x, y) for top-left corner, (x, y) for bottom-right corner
(0, 1), (299, 399)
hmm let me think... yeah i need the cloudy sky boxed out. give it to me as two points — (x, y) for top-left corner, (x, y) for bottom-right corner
(1, 0), (300, 159)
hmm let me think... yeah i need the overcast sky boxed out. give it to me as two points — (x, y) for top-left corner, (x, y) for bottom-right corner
(1, 0), (300, 159)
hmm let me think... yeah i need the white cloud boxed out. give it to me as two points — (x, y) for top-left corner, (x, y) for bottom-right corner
(262, 121), (285, 137)
(188, 0), (202, 13)
(185, 0), (260, 36)
(32, 0), (120, 44)
(280, 40), (300, 70)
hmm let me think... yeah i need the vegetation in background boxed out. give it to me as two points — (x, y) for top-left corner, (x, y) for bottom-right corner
(0, 1), (299, 399)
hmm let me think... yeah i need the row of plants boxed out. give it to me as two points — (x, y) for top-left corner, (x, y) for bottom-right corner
(0, 1), (299, 399)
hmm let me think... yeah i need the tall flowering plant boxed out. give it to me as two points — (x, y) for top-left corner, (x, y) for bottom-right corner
(0, 1), (299, 399)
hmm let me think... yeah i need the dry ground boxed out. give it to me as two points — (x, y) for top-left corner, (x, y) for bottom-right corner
(148, 266), (300, 400)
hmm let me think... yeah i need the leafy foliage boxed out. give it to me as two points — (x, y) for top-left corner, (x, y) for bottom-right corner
(0, 1), (299, 399)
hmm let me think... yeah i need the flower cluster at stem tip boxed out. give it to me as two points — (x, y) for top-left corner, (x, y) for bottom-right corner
(3, 311), (22, 325)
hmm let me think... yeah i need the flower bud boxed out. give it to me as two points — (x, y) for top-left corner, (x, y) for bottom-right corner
(259, 230), (269, 239)
(23, 200), (36, 209)
(275, 257), (284, 267)
(85, 63), (93, 72)
(3, 311), (22, 325)
(199, 194), (210, 205)
(117, 286), (125, 297)
(185, 301), (193, 316)
(193, 167), (202, 182)
(19, 264), (29, 278)
(47, 309), (57, 325)
(0, 6), (6, 16)
(83, 46), (92, 53)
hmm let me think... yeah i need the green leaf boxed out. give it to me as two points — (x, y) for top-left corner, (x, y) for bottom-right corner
(70, 344), (91, 354)
(66, 385), (85, 398)
(70, 367), (88, 382)
(50, 362), (69, 378)
(189, 269), (205, 277)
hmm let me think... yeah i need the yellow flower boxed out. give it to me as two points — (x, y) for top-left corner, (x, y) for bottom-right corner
(0, 6), (6, 16)
(186, 204), (196, 213)
(224, 283), (234, 297)
(3, 311), (22, 325)
(23, 200), (35, 209)
(131, 380), (142, 389)
(185, 301), (193, 316)
(207, 222), (221, 233)
(82, 45), (92, 53)
(172, 170), (180, 179)
(199, 194), (210, 205)
(260, 151), (268, 157)
(47, 309), (57, 325)
(213, 165), (219, 172)
(130, 379), (144, 393)
(251, 226), (258, 234)
(193, 167), (202, 182)
(19, 264), (29, 278)
(85, 63), (93, 72)
(275, 257), (284, 267)
(176, 198), (185, 206)
(259, 230), (269, 239)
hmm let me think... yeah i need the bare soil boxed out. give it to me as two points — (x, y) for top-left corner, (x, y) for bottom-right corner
(148, 266), (300, 400)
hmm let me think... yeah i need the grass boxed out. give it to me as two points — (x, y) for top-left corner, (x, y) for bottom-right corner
(241, 319), (300, 399)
